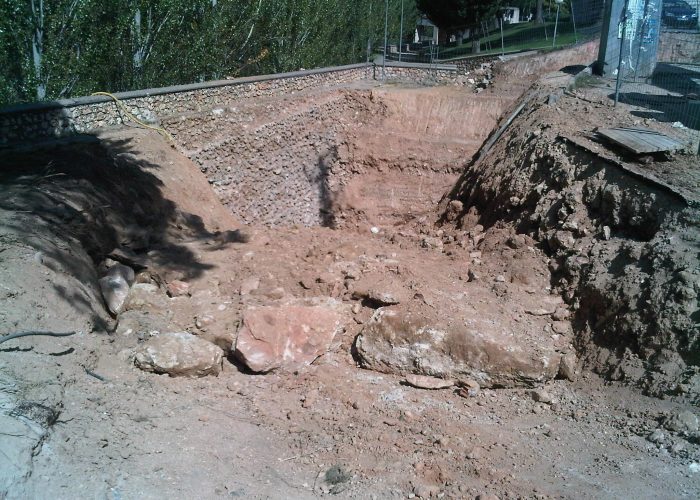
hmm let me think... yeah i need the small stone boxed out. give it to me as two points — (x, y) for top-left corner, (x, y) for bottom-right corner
(664, 410), (699, 434)
(525, 308), (555, 316)
(476, 493), (500, 500)
(239, 277), (260, 295)
(264, 287), (285, 300)
(299, 276), (314, 290)
(530, 389), (553, 404)
(421, 237), (443, 251)
(552, 308), (570, 321)
(670, 441), (685, 454)
(404, 374), (455, 390)
(370, 226), (380, 234)
(495, 275), (506, 283)
(648, 428), (666, 444)
(413, 483), (440, 498)
(558, 353), (578, 381)
(602, 226), (611, 240)
(167, 280), (190, 297)
(445, 200), (463, 222)
(466, 446), (485, 460)
(551, 321), (570, 335)
(457, 379), (480, 398)
(195, 314), (215, 330)
(467, 269), (479, 282)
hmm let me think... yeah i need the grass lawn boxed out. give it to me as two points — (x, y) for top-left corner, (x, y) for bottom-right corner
(434, 20), (583, 60)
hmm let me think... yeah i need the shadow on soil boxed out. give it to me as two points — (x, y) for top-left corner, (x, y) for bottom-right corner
(615, 63), (700, 130)
(0, 134), (234, 329)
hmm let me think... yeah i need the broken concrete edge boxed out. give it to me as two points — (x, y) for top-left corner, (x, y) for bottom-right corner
(0, 63), (372, 116)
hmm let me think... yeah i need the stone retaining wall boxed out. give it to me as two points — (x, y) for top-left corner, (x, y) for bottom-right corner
(375, 62), (459, 85)
(0, 62), (463, 148)
(0, 64), (374, 147)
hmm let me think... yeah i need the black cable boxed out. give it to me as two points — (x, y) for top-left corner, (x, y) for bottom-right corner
(0, 331), (78, 345)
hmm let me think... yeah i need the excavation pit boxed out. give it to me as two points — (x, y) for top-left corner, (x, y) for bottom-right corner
(1, 47), (699, 499)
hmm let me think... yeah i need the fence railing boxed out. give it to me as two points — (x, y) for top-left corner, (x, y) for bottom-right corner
(378, 1), (606, 65)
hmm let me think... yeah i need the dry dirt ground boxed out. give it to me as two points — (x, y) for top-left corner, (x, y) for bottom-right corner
(1, 49), (699, 499)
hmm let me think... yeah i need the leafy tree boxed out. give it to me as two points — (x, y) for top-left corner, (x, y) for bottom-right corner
(0, 0), (418, 106)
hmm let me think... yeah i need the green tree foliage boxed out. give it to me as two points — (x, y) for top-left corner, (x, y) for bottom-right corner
(0, 0), (416, 106)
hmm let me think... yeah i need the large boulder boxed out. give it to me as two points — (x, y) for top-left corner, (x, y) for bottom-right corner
(354, 304), (563, 388)
(134, 332), (223, 377)
(234, 303), (344, 373)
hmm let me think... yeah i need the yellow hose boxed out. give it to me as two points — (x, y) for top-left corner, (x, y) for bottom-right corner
(91, 91), (174, 144)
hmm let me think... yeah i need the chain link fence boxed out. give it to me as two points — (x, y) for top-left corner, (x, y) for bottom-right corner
(608, 0), (700, 152)
(378, 0), (606, 64)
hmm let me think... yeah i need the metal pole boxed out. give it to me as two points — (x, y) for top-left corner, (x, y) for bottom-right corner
(570, 0), (578, 43)
(614, 0), (630, 106)
(553, 4), (560, 48)
(383, 0), (388, 80)
(367, 0), (373, 64)
(500, 18), (505, 55)
(398, 0), (404, 62)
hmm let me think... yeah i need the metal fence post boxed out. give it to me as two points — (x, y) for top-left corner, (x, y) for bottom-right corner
(614, 0), (630, 106)
(500, 18), (505, 56)
(398, 0), (404, 62)
(570, 0), (578, 44)
(383, 0), (388, 81)
(553, 0), (564, 48)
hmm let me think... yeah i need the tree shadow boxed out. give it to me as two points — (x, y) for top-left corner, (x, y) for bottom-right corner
(0, 133), (236, 330)
(304, 146), (338, 228)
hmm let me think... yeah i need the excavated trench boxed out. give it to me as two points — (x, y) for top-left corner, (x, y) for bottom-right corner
(2, 45), (699, 498)
(163, 70), (698, 398)
(166, 86), (512, 229)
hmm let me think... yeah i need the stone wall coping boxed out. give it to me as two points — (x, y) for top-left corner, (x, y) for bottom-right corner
(0, 62), (371, 116)
(384, 61), (458, 71)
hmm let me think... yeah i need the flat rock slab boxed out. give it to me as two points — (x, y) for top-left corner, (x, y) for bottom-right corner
(234, 304), (343, 373)
(134, 332), (223, 377)
(355, 304), (562, 388)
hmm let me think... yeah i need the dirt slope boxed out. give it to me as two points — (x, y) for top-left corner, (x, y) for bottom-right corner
(442, 73), (700, 400)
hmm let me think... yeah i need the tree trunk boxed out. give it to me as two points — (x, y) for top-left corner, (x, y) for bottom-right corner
(471, 31), (481, 53)
(535, 0), (544, 24)
(30, 0), (45, 100)
(133, 7), (143, 75)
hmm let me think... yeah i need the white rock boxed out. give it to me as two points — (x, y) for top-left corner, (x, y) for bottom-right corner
(99, 264), (135, 315)
(134, 332), (223, 377)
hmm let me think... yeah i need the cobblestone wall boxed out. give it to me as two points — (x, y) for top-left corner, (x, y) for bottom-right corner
(163, 90), (382, 227)
(0, 64), (374, 147)
(0, 63), (463, 148)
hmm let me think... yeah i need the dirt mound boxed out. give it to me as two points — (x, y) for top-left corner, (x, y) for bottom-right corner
(442, 83), (700, 400)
